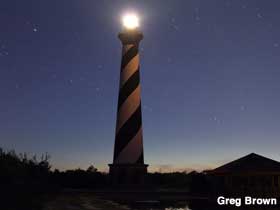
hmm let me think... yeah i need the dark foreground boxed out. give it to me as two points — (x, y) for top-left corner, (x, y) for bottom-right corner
(2, 190), (279, 210)
(42, 192), (195, 210)
(40, 191), (280, 210)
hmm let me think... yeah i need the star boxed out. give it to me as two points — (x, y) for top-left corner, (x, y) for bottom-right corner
(273, 43), (279, 48)
(173, 25), (179, 31)
(195, 16), (200, 21)
(257, 13), (263, 19)
(97, 65), (103, 70)
(33, 28), (38, 32)
(51, 73), (57, 79)
(210, 116), (222, 124)
(240, 105), (246, 111)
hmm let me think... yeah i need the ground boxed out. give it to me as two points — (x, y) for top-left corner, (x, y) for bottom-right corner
(42, 193), (130, 210)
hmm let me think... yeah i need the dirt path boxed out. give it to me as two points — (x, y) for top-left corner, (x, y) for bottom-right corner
(42, 193), (131, 210)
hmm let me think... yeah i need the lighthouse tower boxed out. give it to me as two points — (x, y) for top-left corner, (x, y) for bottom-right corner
(109, 14), (148, 186)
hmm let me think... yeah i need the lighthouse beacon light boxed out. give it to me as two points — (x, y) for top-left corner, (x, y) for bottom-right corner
(122, 13), (139, 30)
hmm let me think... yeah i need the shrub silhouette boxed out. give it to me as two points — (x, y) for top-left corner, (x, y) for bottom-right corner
(51, 167), (109, 189)
(0, 148), (51, 210)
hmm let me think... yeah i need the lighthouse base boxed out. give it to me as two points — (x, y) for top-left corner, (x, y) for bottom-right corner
(108, 163), (148, 187)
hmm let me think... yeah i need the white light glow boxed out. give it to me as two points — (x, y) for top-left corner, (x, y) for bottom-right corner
(122, 14), (139, 29)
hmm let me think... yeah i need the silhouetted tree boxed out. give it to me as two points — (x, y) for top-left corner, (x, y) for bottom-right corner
(0, 148), (52, 210)
(87, 164), (98, 173)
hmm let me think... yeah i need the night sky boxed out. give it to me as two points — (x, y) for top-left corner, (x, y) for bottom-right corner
(1, 0), (280, 172)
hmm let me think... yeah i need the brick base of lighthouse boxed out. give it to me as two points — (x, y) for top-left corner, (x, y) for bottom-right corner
(109, 164), (148, 187)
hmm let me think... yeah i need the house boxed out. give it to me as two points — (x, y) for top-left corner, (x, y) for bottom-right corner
(207, 153), (280, 197)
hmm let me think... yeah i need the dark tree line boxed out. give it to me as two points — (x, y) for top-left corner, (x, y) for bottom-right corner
(0, 148), (52, 210)
(146, 171), (211, 195)
(0, 148), (109, 189)
(0, 148), (212, 209)
(0, 149), (51, 189)
(51, 167), (109, 189)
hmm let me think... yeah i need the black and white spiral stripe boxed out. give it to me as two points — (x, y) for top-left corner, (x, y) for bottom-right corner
(113, 35), (144, 164)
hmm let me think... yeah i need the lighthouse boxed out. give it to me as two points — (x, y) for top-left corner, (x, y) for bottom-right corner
(109, 14), (148, 186)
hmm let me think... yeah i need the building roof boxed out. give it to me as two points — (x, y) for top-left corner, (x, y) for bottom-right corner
(209, 153), (280, 175)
